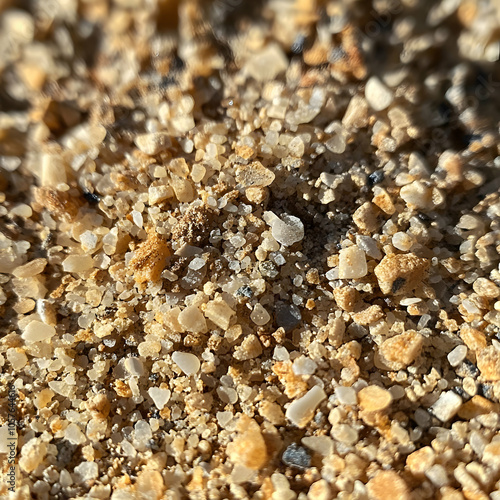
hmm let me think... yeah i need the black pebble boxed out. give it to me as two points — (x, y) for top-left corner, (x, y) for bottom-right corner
(83, 191), (100, 204)
(367, 170), (385, 187)
(236, 285), (253, 298)
(282, 443), (311, 469)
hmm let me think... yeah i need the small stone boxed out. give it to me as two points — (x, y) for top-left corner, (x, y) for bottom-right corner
(62, 255), (94, 273)
(352, 202), (380, 233)
(447, 345), (468, 367)
(227, 415), (268, 469)
(457, 395), (499, 419)
(13, 258), (47, 278)
(19, 439), (47, 473)
(245, 43), (288, 82)
(73, 462), (99, 483)
(366, 470), (410, 500)
(331, 424), (359, 445)
(372, 187), (396, 215)
(275, 302), (302, 332)
(22, 320), (56, 342)
(285, 385), (327, 428)
(204, 299), (235, 330)
(378, 331), (423, 370)
(365, 76), (394, 111)
(266, 212), (304, 247)
(178, 305), (207, 333)
(307, 480), (332, 500)
(124, 357), (144, 377)
(338, 246), (367, 279)
(473, 278), (500, 298)
(292, 356), (317, 376)
(236, 161), (275, 187)
(80, 231), (98, 252)
(352, 305), (384, 325)
(358, 385), (392, 412)
(333, 287), (359, 312)
(250, 303), (271, 325)
(430, 391), (462, 422)
(134, 132), (171, 155)
(392, 232), (414, 251)
(149, 185), (174, 205)
(374, 253), (429, 295)
(288, 136), (305, 157)
(483, 442), (500, 467)
(476, 346), (500, 381)
(335, 386), (357, 406)
(460, 326), (486, 352)
(129, 232), (170, 283)
(282, 443), (311, 469)
(400, 181), (434, 210)
(6, 347), (28, 369)
(148, 387), (171, 410)
(172, 351), (201, 375)
(406, 446), (435, 478)
(233, 334), (262, 361)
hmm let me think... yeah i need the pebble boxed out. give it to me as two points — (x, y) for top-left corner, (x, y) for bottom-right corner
(267, 213), (304, 247)
(292, 356), (317, 376)
(236, 161), (275, 188)
(275, 302), (302, 332)
(250, 303), (271, 325)
(374, 253), (429, 295)
(406, 446), (436, 477)
(178, 305), (207, 333)
(399, 181), (434, 210)
(338, 246), (367, 279)
(62, 255), (94, 273)
(447, 345), (468, 367)
(285, 385), (327, 428)
(73, 462), (99, 483)
(282, 443), (311, 469)
(124, 357), (144, 377)
(22, 320), (56, 342)
(148, 387), (171, 410)
(366, 470), (410, 500)
(430, 390), (462, 422)
(331, 424), (359, 445)
(378, 330), (423, 370)
(134, 132), (171, 155)
(204, 299), (235, 330)
(227, 415), (268, 469)
(358, 385), (393, 412)
(245, 43), (289, 82)
(172, 351), (201, 375)
(13, 258), (47, 278)
(335, 386), (358, 405)
(365, 76), (394, 111)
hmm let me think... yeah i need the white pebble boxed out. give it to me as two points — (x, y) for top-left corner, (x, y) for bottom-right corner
(447, 345), (468, 367)
(250, 303), (271, 326)
(124, 357), (144, 377)
(73, 462), (98, 483)
(430, 391), (462, 422)
(172, 351), (200, 376)
(148, 387), (171, 410)
(335, 386), (357, 406)
(286, 385), (327, 428)
(62, 255), (94, 273)
(338, 246), (367, 279)
(292, 356), (317, 376)
(22, 321), (56, 342)
(267, 213), (304, 247)
(365, 76), (394, 111)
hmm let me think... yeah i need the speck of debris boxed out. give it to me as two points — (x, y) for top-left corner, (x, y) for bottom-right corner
(282, 443), (311, 469)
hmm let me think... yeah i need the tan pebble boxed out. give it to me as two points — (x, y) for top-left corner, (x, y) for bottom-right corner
(307, 479), (332, 500)
(204, 299), (235, 330)
(352, 202), (380, 233)
(236, 161), (275, 187)
(374, 253), (429, 295)
(352, 304), (384, 325)
(483, 442), (500, 467)
(235, 144), (255, 160)
(358, 385), (392, 412)
(178, 305), (207, 333)
(333, 287), (359, 312)
(245, 186), (269, 204)
(372, 187), (396, 215)
(233, 334), (263, 361)
(259, 401), (286, 426)
(473, 278), (500, 298)
(366, 470), (410, 500)
(272, 360), (308, 398)
(227, 415), (268, 469)
(457, 395), (499, 419)
(400, 180), (434, 210)
(128, 232), (170, 283)
(34, 187), (80, 221)
(378, 330), (423, 370)
(476, 346), (500, 381)
(326, 317), (345, 348)
(13, 258), (47, 278)
(406, 446), (435, 478)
